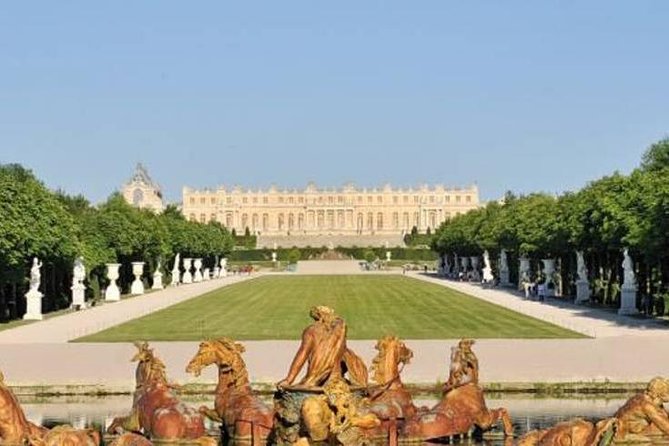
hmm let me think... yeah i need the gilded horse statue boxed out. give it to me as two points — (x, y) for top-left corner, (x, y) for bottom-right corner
(186, 338), (274, 444)
(366, 335), (417, 421)
(403, 339), (513, 440)
(108, 342), (215, 445)
(1, 370), (100, 446)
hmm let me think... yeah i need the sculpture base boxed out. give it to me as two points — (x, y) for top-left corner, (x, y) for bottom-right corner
(500, 270), (510, 287)
(220, 270), (228, 278)
(182, 272), (192, 284)
(618, 286), (638, 315)
(71, 285), (86, 309)
(24, 290), (43, 320)
(274, 385), (368, 446)
(575, 280), (591, 304)
(105, 285), (120, 302)
(482, 268), (494, 283)
(193, 272), (203, 283)
(151, 274), (163, 290)
(131, 280), (144, 295)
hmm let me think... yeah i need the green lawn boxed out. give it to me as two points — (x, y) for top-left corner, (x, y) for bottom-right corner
(75, 275), (585, 342)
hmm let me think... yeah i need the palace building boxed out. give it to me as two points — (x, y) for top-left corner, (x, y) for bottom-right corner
(121, 163), (164, 212)
(181, 182), (479, 236)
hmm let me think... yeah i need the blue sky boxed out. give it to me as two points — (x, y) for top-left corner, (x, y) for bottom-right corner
(1, 1), (667, 203)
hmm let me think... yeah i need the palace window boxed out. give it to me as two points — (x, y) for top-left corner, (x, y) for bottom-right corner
(242, 197), (248, 204)
(393, 196), (398, 204)
(252, 197), (258, 204)
(338, 196), (344, 204)
(403, 196), (409, 204)
(358, 196), (363, 203)
(211, 197), (216, 205)
(190, 197), (195, 205)
(279, 197), (284, 204)
(414, 196), (419, 203)
(200, 197), (206, 204)
(189, 213), (196, 221)
(226, 197), (232, 204)
(367, 196), (373, 203)
(444, 195), (450, 203)
(377, 195), (382, 203)
(210, 213), (216, 222)
(288, 196), (294, 204)
(367, 212), (374, 229)
(200, 213), (206, 222)
(298, 197), (304, 204)
(456, 195), (461, 203)
(393, 212), (399, 228)
(466, 195), (472, 203)
(328, 196), (334, 204)
(429, 196), (435, 204)
(377, 213), (383, 229)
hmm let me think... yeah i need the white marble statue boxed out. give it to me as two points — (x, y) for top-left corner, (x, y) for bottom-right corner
(272, 251), (277, 263)
(24, 257), (44, 320)
(170, 253), (180, 286)
(622, 248), (636, 287)
(152, 260), (164, 290)
(542, 258), (556, 297)
(576, 251), (588, 281)
(71, 256), (86, 309)
(499, 249), (510, 286)
(482, 250), (494, 283)
(220, 257), (228, 278)
(575, 250), (590, 304)
(619, 248), (638, 315)
(386, 251), (392, 262)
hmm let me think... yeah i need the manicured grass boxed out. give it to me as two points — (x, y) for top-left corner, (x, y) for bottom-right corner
(75, 275), (585, 342)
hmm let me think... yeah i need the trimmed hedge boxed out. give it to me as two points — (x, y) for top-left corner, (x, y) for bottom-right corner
(228, 246), (437, 262)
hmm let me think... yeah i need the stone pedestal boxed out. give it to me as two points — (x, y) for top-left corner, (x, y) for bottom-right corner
(152, 271), (164, 290)
(71, 284), (86, 309)
(575, 279), (590, 304)
(182, 258), (193, 284)
(24, 289), (44, 320)
(193, 258), (203, 283)
(213, 266), (220, 279)
(202, 268), (210, 281)
(105, 263), (121, 302)
(131, 262), (145, 295)
(500, 269), (510, 287)
(618, 285), (638, 315)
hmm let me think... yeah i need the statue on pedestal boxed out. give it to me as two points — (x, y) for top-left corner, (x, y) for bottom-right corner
(170, 253), (180, 286)
(152, 260), (163, 290)
(622, 248), (636, 288)
(24, 257), (44, 320)
(576, 251), (588, 282)
(71, 256), (86, 309)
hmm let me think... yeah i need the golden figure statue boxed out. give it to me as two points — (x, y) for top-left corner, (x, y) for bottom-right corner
(0, 370), (47, 444)
(403, 338), (513, 440)
(186, 338), (274, 444)
(29, 425), (101, 446)
(366, 335), (417, 421)
(107, 342), (215, 445)
(301, 379), (380, 445)
(108, 433), (154, 446)
(517, 418), (617, 446)
(614, 376), (669, 441)
(278, 306), (367, 388)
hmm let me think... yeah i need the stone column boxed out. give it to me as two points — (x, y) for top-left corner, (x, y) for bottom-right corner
(104, 263), (121, 301)
(542, 258), (556, 297)
(182, 258), (193, 284)
(131, 262), (145, 295)
(193, 258), (203, 282)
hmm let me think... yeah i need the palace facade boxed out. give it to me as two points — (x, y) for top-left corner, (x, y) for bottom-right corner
(181, 182), (479, 236)
(121, 163), (164, 212)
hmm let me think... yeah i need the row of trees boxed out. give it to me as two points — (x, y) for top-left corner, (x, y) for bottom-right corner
(0, 164), (234, 322)
(432, 138), (669, 306)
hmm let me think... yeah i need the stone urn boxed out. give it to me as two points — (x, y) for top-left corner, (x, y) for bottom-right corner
(202, 267), (210, 281)
(105, 263), (121, 301)
(220, 258), (228, 277)
(470, 256), (481, 281)
(152, 263), (164, 290)
(131, 262), (145, 295)
(193, 258), (203, 282)
(182, 258), (193, 284)
(386, 251), (392, 262)
(542, 258), (556, 297)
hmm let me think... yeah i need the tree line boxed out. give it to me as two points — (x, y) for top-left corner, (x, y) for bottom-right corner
(431, 138), (669, 307)
(0, 164), (234, 322)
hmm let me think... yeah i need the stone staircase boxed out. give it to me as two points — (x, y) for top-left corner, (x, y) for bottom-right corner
(295, 260), (363, 275)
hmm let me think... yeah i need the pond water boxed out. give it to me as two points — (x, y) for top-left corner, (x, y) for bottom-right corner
(16, 393), (669, 445)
